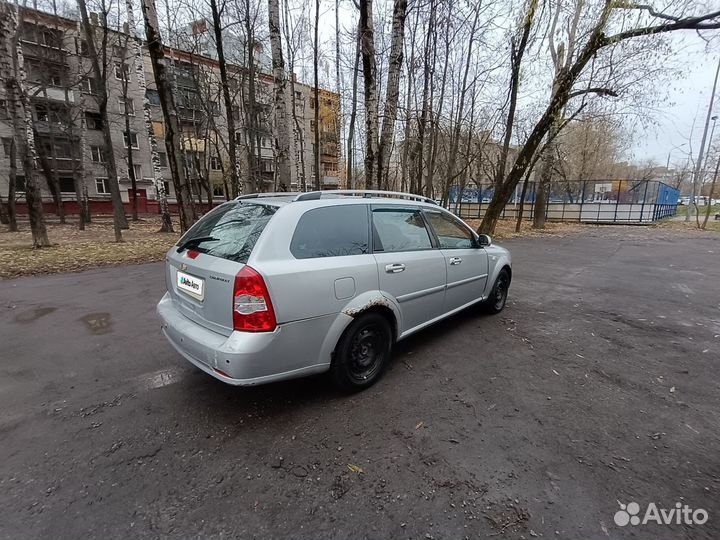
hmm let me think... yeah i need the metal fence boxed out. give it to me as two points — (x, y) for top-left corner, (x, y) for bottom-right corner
(447, 179), (680, 224)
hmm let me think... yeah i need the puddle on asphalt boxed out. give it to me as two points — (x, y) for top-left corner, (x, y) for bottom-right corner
(79, 312), (112, 335)
(14, 307), (57, 324)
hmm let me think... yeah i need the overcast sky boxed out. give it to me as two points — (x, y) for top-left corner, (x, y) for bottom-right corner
(633, 34), (719, 168)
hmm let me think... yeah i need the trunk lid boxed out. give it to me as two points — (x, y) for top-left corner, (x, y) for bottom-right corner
(165, 201), (277, 336)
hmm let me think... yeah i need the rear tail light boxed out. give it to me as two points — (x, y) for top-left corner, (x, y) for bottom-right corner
(233, 266), (277, 332)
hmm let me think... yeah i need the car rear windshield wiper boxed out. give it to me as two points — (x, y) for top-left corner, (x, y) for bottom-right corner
(176, 236), (218, 253)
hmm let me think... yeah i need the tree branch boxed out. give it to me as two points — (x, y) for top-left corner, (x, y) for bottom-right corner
(603, 9), (720, 45)
(614, 2), (681, 22)
(568, 87), (618, 98)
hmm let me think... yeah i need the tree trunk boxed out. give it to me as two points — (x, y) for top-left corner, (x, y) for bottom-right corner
(77, 0), (128, 241)
(140, 0), (196, 232)
(413, 0), (436, 195)
(359, 0), (379, 189)
(701, 159), (719, 229)
(210, 0), (242, 197)
(313, 0), (322, 190)
(346, 25), (360, 188)
(376, 0), (407, 190)
(2, 2), (49, 246)
(268, 0), (291, 190)
(125, 0), (173, 232)
(244, 0), (259, 193)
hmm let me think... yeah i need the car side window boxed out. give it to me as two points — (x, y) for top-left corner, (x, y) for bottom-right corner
(424, 211), (475, 249)
(290, 205), (369, 258)
(372, 208), (433, 252)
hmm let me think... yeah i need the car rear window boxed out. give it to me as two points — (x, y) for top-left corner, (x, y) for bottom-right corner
(290, 205), (369, 258)
(177, 202), (276, 263)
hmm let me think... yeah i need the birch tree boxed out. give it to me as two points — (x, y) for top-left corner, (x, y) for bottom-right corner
(140, 0), (197, 231)
(376, 0), (407, 190)
(268, 0), (291, 189)
(1, 1), (50, 246)
(125, 0), (173, 231)
(359, 0), (379, 189)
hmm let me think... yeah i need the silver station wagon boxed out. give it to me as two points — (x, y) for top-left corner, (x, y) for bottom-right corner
(157, 190), (512, 391)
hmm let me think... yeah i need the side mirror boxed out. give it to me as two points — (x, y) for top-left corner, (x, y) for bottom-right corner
(477, 234), (492, 247)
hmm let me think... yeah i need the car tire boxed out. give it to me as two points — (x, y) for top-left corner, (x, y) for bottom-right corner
(331, 312), (393, 392)
(483, 268), (510, 314)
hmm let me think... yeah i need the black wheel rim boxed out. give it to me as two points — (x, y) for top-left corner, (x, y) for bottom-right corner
(348, 323), (385, 382)
(494, 274), (508, 310)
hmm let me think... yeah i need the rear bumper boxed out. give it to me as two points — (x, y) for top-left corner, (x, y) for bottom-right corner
(156, 292), (333, 386)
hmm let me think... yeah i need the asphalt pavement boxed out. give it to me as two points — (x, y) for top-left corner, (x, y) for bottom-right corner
(1, 226), (718, 539)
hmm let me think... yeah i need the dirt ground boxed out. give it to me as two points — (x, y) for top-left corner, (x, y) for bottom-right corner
(0, 216), (181, 279)
(0, 214), (587, 279)
(0, 226), (718, 539)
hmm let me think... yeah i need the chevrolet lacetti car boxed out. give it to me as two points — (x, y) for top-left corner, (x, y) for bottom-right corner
(157, 190), (511, 392)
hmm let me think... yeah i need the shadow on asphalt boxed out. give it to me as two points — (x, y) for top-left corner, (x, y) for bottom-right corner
(165, 304), (497, 423)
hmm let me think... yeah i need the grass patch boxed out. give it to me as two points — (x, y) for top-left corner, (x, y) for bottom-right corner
(0, 216), (180, 279)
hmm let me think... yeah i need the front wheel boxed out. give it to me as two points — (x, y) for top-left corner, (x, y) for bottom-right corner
(484, 268), (510, 314)
(331, 312), (393, 392)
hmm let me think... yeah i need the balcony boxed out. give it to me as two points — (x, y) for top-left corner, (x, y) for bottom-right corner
(34, 120), (72, 136)
(28, 84), (75, 103)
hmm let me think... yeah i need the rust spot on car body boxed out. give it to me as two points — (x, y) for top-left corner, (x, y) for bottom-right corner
(342, 297), (390, 317)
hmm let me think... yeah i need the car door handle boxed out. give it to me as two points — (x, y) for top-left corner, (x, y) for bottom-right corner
(385, 263), (406, 273)
(449, 257), (463, 265)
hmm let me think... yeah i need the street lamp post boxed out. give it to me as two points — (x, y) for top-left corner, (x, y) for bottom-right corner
(689, 56), (720, 221)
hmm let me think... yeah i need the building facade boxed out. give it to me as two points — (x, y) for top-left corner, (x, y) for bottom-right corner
(0, 6), (342, 215)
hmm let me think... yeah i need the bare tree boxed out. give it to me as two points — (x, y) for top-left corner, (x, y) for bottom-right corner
(312, 0), (321, 189)
(209, 0), (242, 196)
(140, 0), (197, 231)
(358, 0), (378, 189)
(125, 0), (173, 232)
(1, 1), (50, 246)
(77, 0), (129, 241)
(268, 0), (291, 189)
(376, 0), (407, 190)
(478, 3), (720, 234)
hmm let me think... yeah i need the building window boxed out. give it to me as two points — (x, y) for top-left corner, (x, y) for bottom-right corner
(157, 151), (168, 167)
(309, 98), (316, 109)
(294, 90), (302, 100)
(96, 177), (109, 194)
(85, 111), (103, 130)
(118, 98), (135, 115)
(210, 156), (221, 170)
(15, 175), (26, 192)
(2, 137), (12, 156)
(310, 120), (316, 132)
(0, 99), (8, 120)
(124, 132), (139, 149)
(127, 164), (142, 179)
(114, 63), (130, 81)
(231, 105), (240, 121)
(49, 71), (63, 87)
(77, 38), (89, 56)
(59, 177), (75, 193)
(163, 180), (171, 196)
(90, 146), (105, 163)
(146, 89), (161, 106)
(212, 183), (225, 197)
(80, 77), (98, 94)
(40, 29), (62, 48)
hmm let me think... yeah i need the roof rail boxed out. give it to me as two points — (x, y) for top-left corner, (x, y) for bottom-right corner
(236, 192), (299, 200)
(294, 190), (437, 205)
